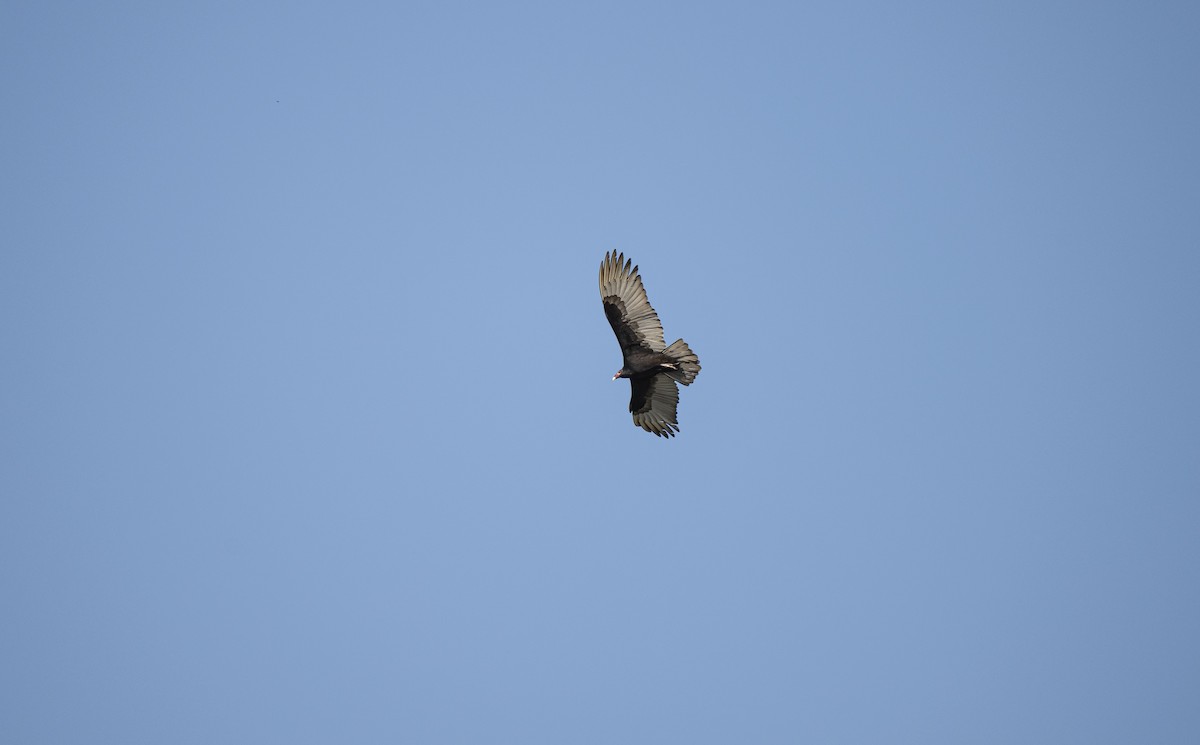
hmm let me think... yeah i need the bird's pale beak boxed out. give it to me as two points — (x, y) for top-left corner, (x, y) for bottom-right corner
(612, 372), (621, 381)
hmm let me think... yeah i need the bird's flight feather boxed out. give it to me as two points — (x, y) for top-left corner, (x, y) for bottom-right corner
(599, 252), (666, 353)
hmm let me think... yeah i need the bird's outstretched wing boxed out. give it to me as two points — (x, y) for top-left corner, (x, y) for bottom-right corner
(629, 372), (681, 438)
(600, 251), (666, 354)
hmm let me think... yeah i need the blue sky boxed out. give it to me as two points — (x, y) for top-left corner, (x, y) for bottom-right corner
(3, 2), (1198, 742)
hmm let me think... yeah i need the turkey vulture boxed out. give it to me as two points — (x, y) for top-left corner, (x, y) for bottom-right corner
(600, 251), (701, 437)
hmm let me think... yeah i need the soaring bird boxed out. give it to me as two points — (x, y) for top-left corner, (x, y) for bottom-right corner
(599, 251), (701, 437)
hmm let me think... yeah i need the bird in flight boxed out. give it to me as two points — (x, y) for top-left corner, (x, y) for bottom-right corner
(599, 251), (701, 437)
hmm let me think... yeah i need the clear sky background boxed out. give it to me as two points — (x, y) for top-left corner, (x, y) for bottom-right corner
(3, 2), (1199, 743)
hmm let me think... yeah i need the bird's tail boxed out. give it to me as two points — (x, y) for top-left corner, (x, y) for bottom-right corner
(662, 339), (701, 386)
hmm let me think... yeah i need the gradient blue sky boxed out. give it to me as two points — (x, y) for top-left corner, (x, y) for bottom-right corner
(3, 2), (1199, 743)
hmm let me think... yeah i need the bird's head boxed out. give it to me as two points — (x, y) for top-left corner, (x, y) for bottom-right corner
(612, 368), (629, 381)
